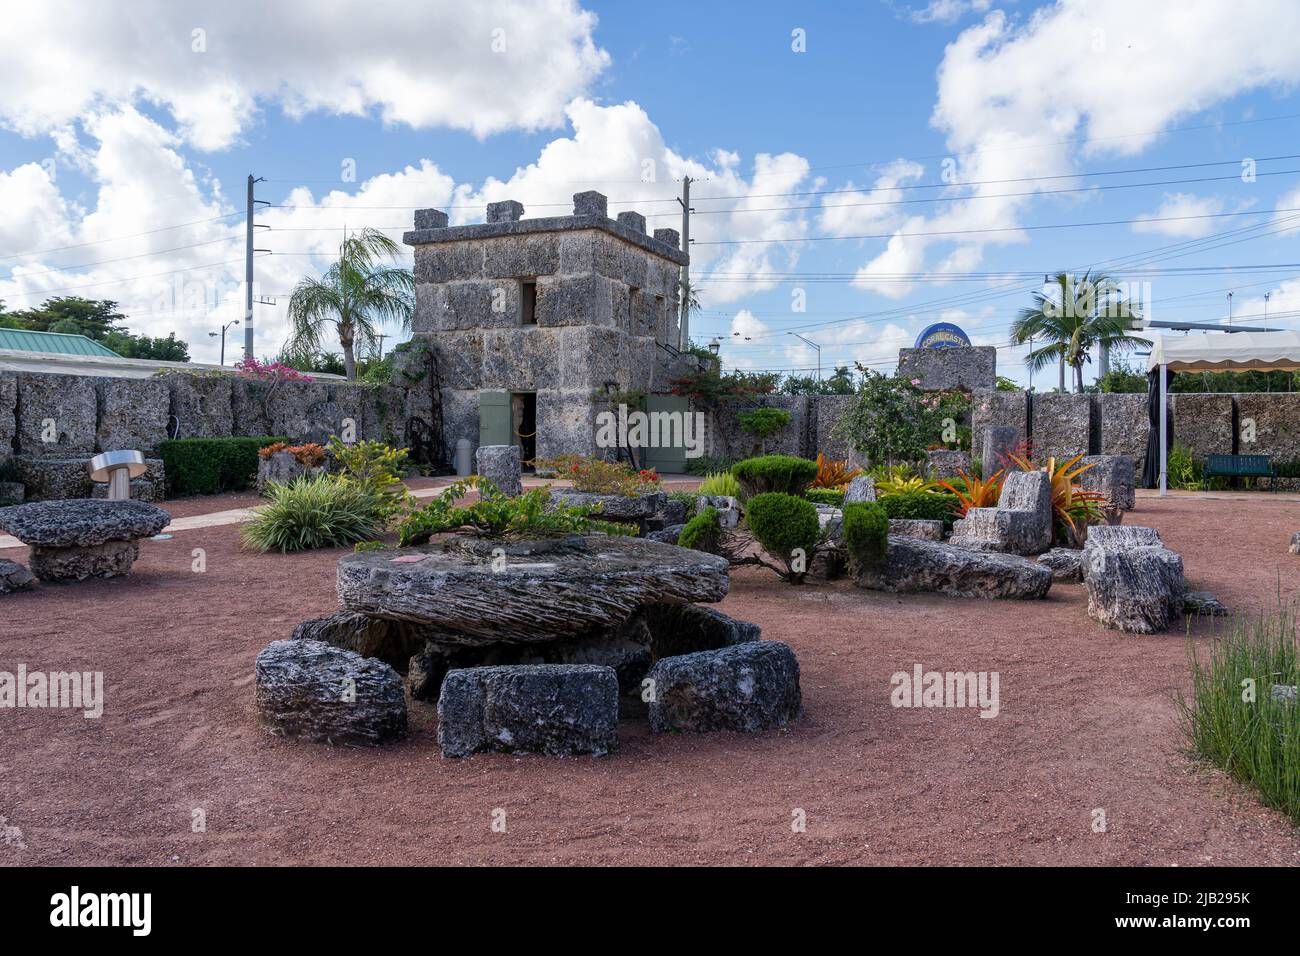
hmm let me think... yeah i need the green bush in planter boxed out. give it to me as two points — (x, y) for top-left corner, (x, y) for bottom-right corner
(731, 454), (818, 499)
(879, 489), (960, 528)
(744, 492), (820, 582)
(158, 436), (288, 496)
(677, 506), (722, 554)
(841, 501), (889, 570)
(738, 407), (791, 454)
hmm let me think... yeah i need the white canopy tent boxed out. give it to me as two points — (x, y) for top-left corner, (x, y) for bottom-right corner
(1145, 330), (1300, 495)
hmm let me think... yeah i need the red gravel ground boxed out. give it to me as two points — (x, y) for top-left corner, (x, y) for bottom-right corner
(4, 491), (1300, 866)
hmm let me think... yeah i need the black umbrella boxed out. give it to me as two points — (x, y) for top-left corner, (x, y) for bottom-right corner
(1141, 367), (1174, 488)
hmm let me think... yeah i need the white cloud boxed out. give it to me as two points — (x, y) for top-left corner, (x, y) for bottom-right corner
(906, 0), (993, 25)
(818, 159), (925, 237)
(0, 0), (610, 149)
(852, 1), (1300, 296)
(1132, 192), (1225, 237)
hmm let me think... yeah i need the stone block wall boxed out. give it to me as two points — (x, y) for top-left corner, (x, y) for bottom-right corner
(1235, 392), (1300, 461)
(1030, 392), (1092, 464)
(897, 346), (996, 391)
(706, 396), (813, 461)
(1169, 393), (1231, 458)
(1095, 393), (1148, 478)
(971, 389), (1028, 463)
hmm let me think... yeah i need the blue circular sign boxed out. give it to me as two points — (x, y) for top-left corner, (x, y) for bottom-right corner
(914, 322), (971, 349)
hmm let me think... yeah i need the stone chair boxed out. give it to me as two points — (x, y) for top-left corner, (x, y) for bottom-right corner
(948, 469), (1053, 555)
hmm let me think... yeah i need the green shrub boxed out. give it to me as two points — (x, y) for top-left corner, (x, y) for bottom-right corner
(396, 479), (630, 546)
(805, 487), (845, 507)
(328, 437), (412, 519)
(880, 490), (960, 528)
(841, 501), (889, 570)
(240, 474), (386, 552)
(685, 454), (736, 476)
(731, 455), (818, 499)
(1177, 606), (1300, 824)
(697, 470), (741, 498)
(738, 407), (792, 453)
(744, 492), (820, 583)
(677, 506), (722, 554)
(159, 436), (288, 496)
(666, 490), (700, 520)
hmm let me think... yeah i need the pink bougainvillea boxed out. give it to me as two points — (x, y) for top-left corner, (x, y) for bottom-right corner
(234, 357), (314, 382)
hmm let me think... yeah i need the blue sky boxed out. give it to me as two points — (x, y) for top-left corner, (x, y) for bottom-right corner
(2, 0), (1299, 383)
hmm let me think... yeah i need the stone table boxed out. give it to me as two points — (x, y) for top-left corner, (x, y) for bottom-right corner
(336, 534), (730, 645)
(0, 498), (169, 582)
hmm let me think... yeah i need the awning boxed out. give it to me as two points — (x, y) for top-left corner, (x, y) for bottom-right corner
(1145, 329), (1300, 373)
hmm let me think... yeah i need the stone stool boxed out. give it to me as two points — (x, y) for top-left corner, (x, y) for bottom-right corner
(0, 499), (169, 582)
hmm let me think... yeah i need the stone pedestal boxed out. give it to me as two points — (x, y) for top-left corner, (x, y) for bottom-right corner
(475, 444), (522, 497)
(0, 499), (169, 582)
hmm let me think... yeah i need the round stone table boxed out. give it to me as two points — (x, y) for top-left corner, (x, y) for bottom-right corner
(0, 498), (170, 582)
(336, 534), (730, 646)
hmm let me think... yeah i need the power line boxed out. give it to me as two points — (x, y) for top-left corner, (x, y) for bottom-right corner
(0, 213), (241, 263)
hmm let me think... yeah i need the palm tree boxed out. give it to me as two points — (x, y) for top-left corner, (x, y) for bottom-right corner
(1011, 271), (1146, 393)
(826, 365), (854, 393)
(284, 228), (414, 380)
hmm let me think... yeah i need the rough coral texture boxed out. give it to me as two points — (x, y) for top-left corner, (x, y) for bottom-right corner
(855, 535), (1052, 600)
(0, 498), (169, 547)
(437, 664), (619, 758)
(254, 639), (407, 746)
(29, 540), (138, 582)
(1083, 544), (1185, 634)
(336, 534), (729, 644)
(646, 641), (803, 734)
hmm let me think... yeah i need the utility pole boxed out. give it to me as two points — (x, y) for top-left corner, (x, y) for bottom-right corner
(1227, 291), (1234, 328)
(676, 176), (693, 350)
(1264, 291), (1272, 330)
(244, 174), (268, 361)
(788, 331), (822, 381)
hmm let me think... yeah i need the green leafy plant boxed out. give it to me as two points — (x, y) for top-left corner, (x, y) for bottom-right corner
(1167, 442), (1199, 490)
(241, 474), (386, 552)
(738, 407), (792, 454)
(396, 478), (630, 546)
(329, 437), (412, 519)
(677, 506), (723, 554)
(875, 474), (939, 496)
(938, 469), (1006, 517)
(841, 501), (889, 571)
(670, 367), (779, 405)
(744, 492), (821, 583)
(697, 470), (742, 498)
(534, 455), (661, 496)
(666, 490), (700, 521)
(158, 436), (288, 496)
(731, 454), (819, 499)
(1177, 605), (1300, 824)
(805, 487), (845, 507)
(832, 370), (967, 466)
(880, 489), (960, 527)
(685, 454), (736, 476)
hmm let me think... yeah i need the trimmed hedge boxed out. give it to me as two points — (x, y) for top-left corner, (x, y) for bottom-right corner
(805, 487), (845, 507)
(731, 454), (818, 499)
(880, 490), (960, 528)
(677, 506), (722, 554)
(158, 436), (288, 496)
(841, 501), (889, 570)
(745, 492), (820, 571)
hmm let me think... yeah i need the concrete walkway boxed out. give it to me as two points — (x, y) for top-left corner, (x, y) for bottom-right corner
(0, 474), (700, 551)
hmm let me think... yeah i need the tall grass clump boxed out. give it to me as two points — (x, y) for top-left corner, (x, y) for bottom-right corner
(1176, 605), (1300, 823)
(241, 474), (386, 552)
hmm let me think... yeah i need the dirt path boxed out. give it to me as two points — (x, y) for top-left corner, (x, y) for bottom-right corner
(3, 493), (1300, 865)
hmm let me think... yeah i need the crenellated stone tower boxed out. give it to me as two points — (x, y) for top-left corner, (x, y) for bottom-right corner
(403, 190), (692, 466)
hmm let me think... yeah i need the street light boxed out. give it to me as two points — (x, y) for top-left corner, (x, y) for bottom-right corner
(707, 337), (721, 356)
(208, 319), (240, 366)
(787, 331), (822, 381)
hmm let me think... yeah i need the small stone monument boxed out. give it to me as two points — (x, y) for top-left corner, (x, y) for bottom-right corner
(475, 444), (522, 497)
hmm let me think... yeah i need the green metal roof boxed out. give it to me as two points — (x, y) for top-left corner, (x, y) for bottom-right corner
(0, 328), (121, 357)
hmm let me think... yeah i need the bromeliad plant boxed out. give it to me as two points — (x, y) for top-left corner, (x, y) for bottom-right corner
(938, 468), (1006, 517)
(809, 452), (862, 489)
(396, 478), (631, 546)
(1006, 452), (1107, 545)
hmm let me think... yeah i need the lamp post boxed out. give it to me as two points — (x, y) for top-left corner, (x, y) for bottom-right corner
(208, 319), (240, 366)
(787, 331), (822, 381)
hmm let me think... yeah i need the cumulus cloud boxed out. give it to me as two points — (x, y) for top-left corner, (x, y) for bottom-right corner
(905, 0), (993, 25)
(0, 0), (610, 149)
(851, 1), (1300, 297)
(1132, 192), (1225, 237)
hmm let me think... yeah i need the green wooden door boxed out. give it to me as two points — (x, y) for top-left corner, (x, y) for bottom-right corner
(640, 394), (690, 474)
(478, 390), (512, 448)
